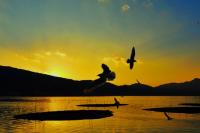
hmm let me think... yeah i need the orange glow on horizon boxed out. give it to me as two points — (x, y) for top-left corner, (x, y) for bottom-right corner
(0, 45), (199, 87)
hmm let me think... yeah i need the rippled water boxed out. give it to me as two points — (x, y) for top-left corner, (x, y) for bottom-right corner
(0, 96), (200, 133)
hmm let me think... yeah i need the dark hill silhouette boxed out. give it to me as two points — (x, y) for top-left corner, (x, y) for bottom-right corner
(155, 78), (200, 95)
(0, 66), (85, 96)
(0, 66), (199, 96)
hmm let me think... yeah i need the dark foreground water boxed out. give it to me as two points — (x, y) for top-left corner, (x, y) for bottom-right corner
(0, 96), (200, 133)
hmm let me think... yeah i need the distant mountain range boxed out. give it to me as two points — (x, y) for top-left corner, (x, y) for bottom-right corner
(0, 66), (199, 96)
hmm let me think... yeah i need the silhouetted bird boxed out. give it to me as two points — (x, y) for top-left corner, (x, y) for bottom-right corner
(98, 64), (115, 81)
(127, 46), (136, 69)
(136, 79), (141, 85)
(98, 64), (111, 78)
(164, 112), (173, 120)
(114, 97), (120, 109)
(83, 64), (116, 94)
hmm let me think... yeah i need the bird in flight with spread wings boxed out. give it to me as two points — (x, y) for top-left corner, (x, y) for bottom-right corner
(97, 64), (115, 81)
(127, 46), (136, 69)
(97, 64), (111, 78)
(83, 64), (115, 94)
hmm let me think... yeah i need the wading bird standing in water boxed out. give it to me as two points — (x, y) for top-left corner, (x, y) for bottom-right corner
(127, 46), (136, 70)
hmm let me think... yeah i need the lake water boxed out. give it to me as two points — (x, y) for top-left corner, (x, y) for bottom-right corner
(0, 96), (200, 133)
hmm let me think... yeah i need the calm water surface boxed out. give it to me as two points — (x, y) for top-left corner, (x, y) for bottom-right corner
(0, 96), (200, 133)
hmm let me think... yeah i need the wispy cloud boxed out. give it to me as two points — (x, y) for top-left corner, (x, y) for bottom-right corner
(102, 56), (144, 66)
(98, 0), (154, 12)
(45, 51), (52, 56)
(55, 51), (66, 57)
(121, 4), (130, 12)
(143, 0), (154, 8)
(36, 51), (67, 58)
(97, 0), (111, 4)
(102, 56), (127, 66)
(15, 54), (41, 64)
(33, 53), (45, 59)
(137, 59), (144, 64)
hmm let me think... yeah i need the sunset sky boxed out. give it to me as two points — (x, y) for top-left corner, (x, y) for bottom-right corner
(0, 0), (200, 86)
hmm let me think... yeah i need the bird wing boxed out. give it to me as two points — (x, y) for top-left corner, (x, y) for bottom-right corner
(130, 46), (135, 60)
(102, 64), (111, 74)
(136, 79), (140, 84)
(114, 98), (117, 103)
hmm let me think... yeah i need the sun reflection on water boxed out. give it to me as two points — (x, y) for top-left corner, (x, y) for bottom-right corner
(0, 96), (200, 133)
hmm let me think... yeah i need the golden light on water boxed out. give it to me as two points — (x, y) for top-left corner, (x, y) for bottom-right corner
(4, 97), (200, 133)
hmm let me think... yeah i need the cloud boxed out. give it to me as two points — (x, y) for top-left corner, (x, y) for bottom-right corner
(55, 51), (66, 57)
(15, 54), (41, 64)
(102, 56), (127, 66)
(15, 54), (29, 61)
(137, 59), (144, 64)
(103, 56), (144, 66)
(97, 0), (111, 4)
(37, 51), (66, 58)
(34, 53), (45, 59)
(31, 50), (71, 65)
(143, 0), (154, 8)
(45, 51), (52, 56)
(121, 4), (130, 12)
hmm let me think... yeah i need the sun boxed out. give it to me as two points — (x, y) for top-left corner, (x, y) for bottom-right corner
(49, 71), (61, 77)
(47, 70), (65, 77)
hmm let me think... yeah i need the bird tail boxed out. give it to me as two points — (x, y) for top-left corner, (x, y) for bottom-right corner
(127, 59), (130, 63)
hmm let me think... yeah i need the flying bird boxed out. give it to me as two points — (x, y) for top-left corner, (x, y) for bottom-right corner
(83, 64), (115, 94)
(97, 63), (116, 81)
(164, 112), (173, 120)
(127, 46), (136, 69)
(98, 64), (111, 78)
(114, 97), (120, 109)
